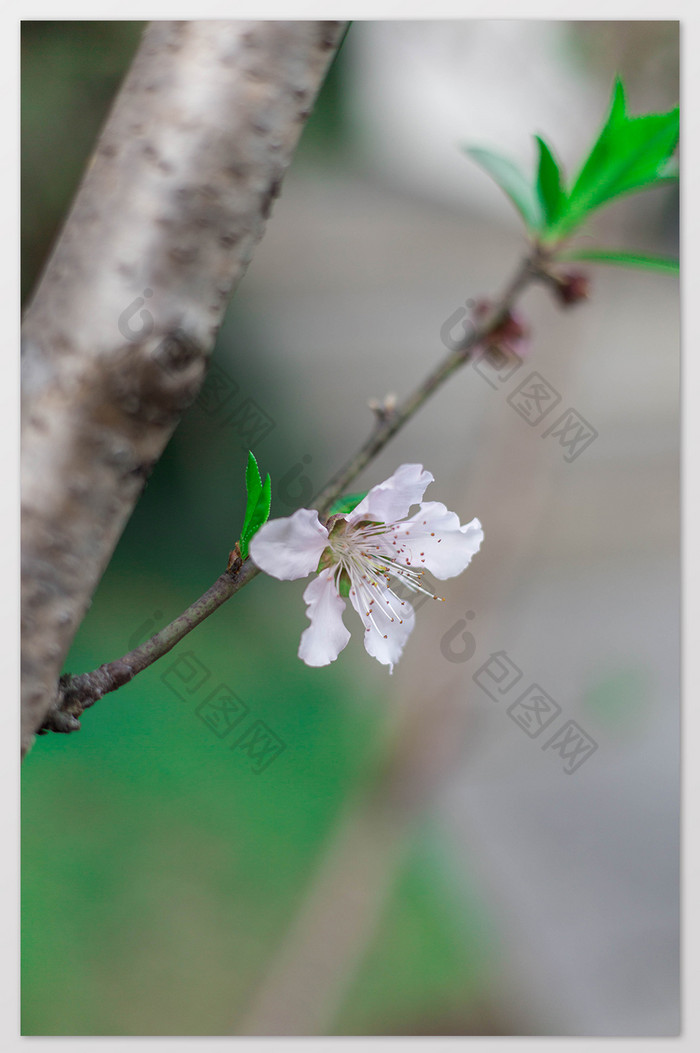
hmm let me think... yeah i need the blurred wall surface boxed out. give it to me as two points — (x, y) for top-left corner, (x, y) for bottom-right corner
(22, 21), (678, 1037)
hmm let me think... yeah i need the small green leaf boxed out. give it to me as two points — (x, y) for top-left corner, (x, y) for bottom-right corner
(245, 474), (272, 543)
(243, 451), (263, 532)
(558, 248), (679, 274)
(553, 78), (679, 237)
(239, 453), (272, 558)
(535, 135), (566, 230)
(463, 145), (542, 231)
(329, 491), (368, 516)
(561, 77), (627, 222)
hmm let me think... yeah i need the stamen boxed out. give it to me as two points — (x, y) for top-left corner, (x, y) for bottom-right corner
(328, 518), (440, 613)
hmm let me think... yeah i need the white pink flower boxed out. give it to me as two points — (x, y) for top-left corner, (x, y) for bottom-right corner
(249, 464), (483, 672)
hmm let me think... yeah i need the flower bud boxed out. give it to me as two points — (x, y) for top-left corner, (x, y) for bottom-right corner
(554, 270), (590, 306)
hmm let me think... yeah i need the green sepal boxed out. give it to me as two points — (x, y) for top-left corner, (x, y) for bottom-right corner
(239, 452), (272, 559)
(329, 491), (369, 516)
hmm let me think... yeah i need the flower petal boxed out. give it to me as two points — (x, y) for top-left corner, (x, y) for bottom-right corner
(349, 463), (434, 526)
(298, 569), (351, 667)
(396, 503), (483, 580)
(249, 509), (329, 581)
(348, 577), (416, 673)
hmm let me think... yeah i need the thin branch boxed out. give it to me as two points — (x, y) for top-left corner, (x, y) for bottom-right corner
(314, 249), (542, 517)
(44, 247), (549, 735)
(41, 555), (259, 733)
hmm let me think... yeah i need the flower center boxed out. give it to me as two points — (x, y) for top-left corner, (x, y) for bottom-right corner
(327, 519), (441, 601)
(322, 518), (444, 639)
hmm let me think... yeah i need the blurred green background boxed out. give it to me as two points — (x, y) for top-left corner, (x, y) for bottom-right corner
(22, 21), (679, 1036)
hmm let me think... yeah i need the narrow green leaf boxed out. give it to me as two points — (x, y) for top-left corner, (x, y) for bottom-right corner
(463, 145), (542, 231)
(597, 111), (679, 199)
(554, 78), (678, 237)
(563, 77), (627, 219)
(248, 474), (272, 537)
(240, 473), (272, 559)
(559, 248), (679, 274)
(244, 451), (263, 525)
(260, 473), (272, 522)
(239, 453), (270, 558)
(329, 491), (368, 516)
(535, 135), (566, 229)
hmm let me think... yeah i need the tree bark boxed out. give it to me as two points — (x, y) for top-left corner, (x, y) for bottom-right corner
(21, 19), (346, 757)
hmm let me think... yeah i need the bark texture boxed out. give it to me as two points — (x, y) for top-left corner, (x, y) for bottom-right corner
(21, 19), (345, 757)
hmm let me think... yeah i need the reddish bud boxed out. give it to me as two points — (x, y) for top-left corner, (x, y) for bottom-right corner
(471, 301), (531, 368)
(554, 270), (590, 306)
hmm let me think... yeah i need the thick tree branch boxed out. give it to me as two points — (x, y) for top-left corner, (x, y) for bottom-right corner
(21, 20), (347, 757)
